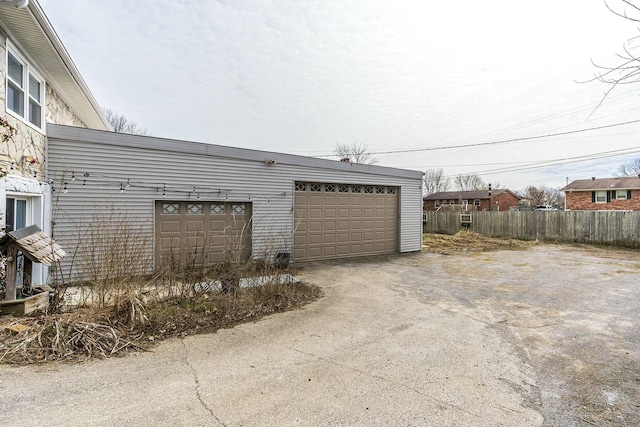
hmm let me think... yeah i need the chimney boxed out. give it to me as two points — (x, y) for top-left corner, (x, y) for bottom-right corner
(591, 177), (596, 181)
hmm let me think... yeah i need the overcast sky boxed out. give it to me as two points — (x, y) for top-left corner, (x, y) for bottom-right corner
(38, 0), (640, 190)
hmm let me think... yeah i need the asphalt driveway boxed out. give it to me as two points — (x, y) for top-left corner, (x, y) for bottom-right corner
(1, 244), (639, 426)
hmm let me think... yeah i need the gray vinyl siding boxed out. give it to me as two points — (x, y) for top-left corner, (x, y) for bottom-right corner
(46, 125), (422, 278)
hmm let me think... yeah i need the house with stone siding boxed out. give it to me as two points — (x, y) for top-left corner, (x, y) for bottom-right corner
(423, 189), (521, 211)
(0, 1), (110, 284)
(562, 177), (640, 211)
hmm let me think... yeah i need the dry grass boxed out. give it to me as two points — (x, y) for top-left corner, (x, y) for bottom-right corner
(422, 230), (536, 255)
(0, 281), (321, 364)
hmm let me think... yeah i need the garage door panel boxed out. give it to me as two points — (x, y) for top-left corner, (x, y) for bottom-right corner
(161, 221), (181, 233)
(323, 233), (336, 244)
(309, 208), (323, 219)
(323, 195), (336, 206)
(294, 183), (398, 261)
(350, 243), (362, 253)
(337, 196), (351, 206)
(309, 195), (323, 206)
(309, 221), (323, 232)
(308, 234), (323, 244)
(308, 247), (323, 258)
(337, 245), (350, 255)
(323, 246), (337, 257)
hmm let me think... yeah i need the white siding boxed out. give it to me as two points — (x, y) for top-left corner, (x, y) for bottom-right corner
(46, 125), (422, 278)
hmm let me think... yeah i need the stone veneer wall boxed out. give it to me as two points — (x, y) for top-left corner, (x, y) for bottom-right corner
(0, 32), (87, 180)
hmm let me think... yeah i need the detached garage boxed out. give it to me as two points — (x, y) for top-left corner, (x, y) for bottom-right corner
(47, 125), (423, 279)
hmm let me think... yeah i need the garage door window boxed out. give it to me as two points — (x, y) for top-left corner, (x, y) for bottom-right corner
(162, 203), (179, 214)
(211, 204), (225, 214)
(187, 203), (203, 215)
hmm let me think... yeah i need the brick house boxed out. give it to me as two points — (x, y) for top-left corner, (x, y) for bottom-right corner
(423, 189), (522, 211)
(562, 177), (640, 211)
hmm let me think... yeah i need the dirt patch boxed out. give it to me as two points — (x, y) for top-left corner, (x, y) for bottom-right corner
(422, 230), (536, 254)
(0, 281), (321, 364)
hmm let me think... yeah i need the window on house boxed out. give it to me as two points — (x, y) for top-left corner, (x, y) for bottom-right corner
(434, 200), (440, 207)
(5, 197), (29, 232)
(473, 199), (481, 206)
(616, 190), (627, 200)
(595, 191), (607, 203)
(6, 49), (44, 129)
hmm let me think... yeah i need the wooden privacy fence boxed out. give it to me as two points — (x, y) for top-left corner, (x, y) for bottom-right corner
(423, 211), (640, 247)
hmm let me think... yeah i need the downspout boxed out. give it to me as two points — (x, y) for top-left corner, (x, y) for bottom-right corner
(0, 1), (29, 7)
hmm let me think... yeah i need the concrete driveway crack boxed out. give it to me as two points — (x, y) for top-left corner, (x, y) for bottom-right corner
(181, 339), (227, 426)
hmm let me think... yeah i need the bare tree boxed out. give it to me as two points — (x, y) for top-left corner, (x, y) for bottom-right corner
(519, 185), (560, 207)
(587, 1), (640, 111)
(103, 108), (150, 135)
(334, 142), (377, 164)
(454, 174), (485, 191)
(617, 157), (640, 176)
(423, 168), (450, 195)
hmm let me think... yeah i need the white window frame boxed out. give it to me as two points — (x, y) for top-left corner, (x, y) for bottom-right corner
(473, 199), (481, 206)
(434, 200), (440, 207)
(6, 45), (45, 131)
(595, 191), (607, 203)
(5, 194), (34, 232)
(616, 190), (627, 200)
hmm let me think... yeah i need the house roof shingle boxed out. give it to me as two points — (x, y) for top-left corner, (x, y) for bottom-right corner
(424, 189), (519, 200)
(562, 177), (640, 191)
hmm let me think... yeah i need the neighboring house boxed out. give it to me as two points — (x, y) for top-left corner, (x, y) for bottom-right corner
(423, 189), (521, 211)
(0, 2), (423, 283)
(0, 1), (110, 284)
(562, 177), (640, 211)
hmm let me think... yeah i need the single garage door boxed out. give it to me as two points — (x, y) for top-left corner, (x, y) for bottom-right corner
(155, 200), (252, 268)
(293, 182), (398, 261)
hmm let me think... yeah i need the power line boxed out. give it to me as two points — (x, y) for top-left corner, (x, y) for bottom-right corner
(362, 119), (640, 156)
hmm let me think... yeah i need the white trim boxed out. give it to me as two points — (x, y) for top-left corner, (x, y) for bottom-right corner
(595, 190), (607, 203)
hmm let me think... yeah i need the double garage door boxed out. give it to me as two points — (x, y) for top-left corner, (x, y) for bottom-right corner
(294, 182), (398, 261)
(155, 201), (252, 268)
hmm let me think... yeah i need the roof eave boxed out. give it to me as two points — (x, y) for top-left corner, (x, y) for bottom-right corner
(0, 1), (111, 130)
